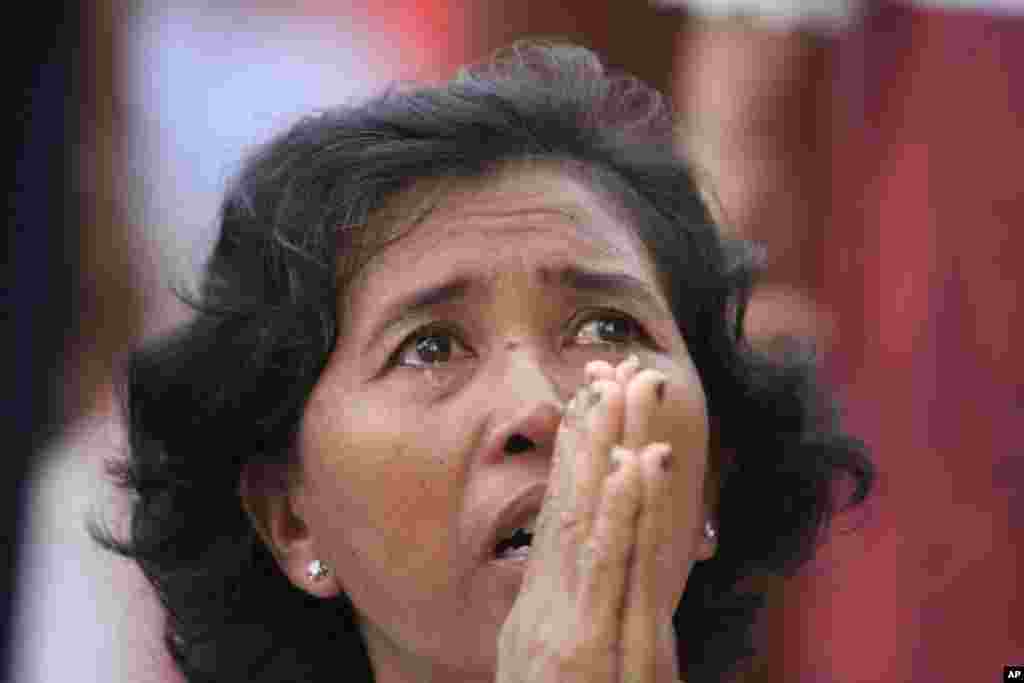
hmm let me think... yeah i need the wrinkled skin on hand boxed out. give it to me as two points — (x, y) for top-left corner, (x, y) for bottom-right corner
(497, 356), (712, 683)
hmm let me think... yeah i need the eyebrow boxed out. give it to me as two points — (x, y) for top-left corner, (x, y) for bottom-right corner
(362, 264), (666, 349)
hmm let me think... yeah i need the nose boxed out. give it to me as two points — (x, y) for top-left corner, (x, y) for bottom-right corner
(478, 353), (570, 467)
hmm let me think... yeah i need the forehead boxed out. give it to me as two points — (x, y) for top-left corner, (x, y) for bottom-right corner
(355, 162), (654, 283)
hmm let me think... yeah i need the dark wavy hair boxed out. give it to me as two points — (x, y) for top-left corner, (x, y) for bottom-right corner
(96, 42), (873, 683)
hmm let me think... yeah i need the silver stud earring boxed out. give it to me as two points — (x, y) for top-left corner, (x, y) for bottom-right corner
(307, 559), (329, 582)
(704, 521), (717, 541)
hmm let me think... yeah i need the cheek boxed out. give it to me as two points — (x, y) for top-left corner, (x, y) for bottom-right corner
(672, 359), (711, 484)
(642, 350), (712, 498)
(643, 351), (710, 437)
(298, 395), (469, 582)
(675, 362), (709, 447)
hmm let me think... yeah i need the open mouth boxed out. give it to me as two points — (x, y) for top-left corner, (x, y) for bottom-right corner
(484, 483), (545, 564)
(493, 519), (536, 560)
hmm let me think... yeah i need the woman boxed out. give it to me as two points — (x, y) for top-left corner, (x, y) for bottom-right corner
(99, 43), (873, 683)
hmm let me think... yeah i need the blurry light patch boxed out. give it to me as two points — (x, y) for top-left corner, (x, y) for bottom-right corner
(124, 3), (409, 321)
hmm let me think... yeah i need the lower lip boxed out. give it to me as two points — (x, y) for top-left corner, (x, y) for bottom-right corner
(488, 546), (531, 568)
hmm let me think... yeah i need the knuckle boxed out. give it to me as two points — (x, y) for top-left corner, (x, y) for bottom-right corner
(627, 368), (667, 401)
(597, 478), (641, 528)
(558, 509), (587, 542)
(593, 379), (622, 405)
(603, 462), (640, 502)
(578, 534), (616, 575)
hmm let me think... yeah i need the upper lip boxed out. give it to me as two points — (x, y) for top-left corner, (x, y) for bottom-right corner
(483, 482), (548, 561)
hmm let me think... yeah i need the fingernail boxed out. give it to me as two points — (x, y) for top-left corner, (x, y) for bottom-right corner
(655, 444), (674, 471)
(610, 445), (630, 471)
(568, 386), (588, 413)
(654, 380), (666, 403)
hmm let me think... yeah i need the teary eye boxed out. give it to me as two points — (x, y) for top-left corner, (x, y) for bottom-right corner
(392, 325), (471, 368)
(573, 311), (648, 347)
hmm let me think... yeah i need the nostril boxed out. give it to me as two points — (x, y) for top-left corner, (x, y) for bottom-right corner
(504, 434), (535, 454)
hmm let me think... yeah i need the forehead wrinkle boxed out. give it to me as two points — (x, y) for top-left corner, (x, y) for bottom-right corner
(358, 159), (645, 269)
(356, 257), (670, 356)
(434, 206), (582, 233)
(339, 165), (657, 336)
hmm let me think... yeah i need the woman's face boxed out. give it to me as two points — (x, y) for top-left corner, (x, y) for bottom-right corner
(286, 164), (709, 681)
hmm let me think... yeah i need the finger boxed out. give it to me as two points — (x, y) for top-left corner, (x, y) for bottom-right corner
(576, 446), (643, 639)
(528, 383), (594, 590)
(569, 379), (624, 544)
(614, 354), (642, 386)
(620, 442), (674, 683)
(621, 369), (669, 452)
(584, 359), (617, 384)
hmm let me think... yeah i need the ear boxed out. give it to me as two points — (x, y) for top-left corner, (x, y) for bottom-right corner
(695, 515), (718, 562)
(239, 461), (341, 598)
(695, 479), (720, 562)
(696, 425), (727, 562)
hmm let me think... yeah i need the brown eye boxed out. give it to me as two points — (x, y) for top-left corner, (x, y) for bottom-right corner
(394, 327), (471, 368)
(415, 335), (451, 363)
(574, 312), (645, 347)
